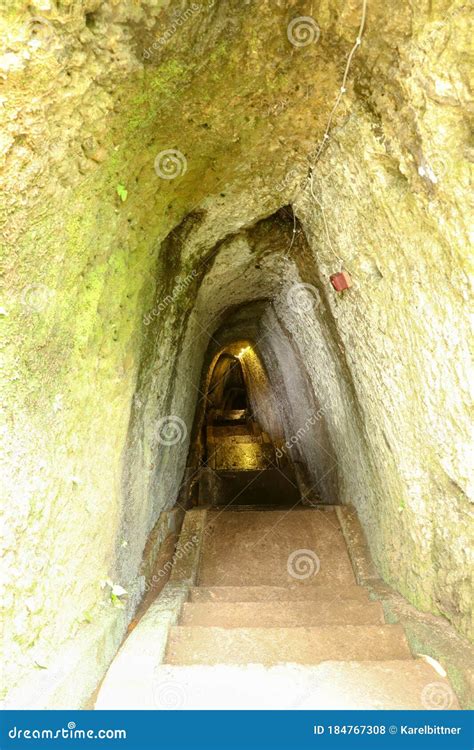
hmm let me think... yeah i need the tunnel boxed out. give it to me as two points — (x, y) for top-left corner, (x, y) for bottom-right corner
(191, 336), (301, 508)
(2, 0), (473, 714)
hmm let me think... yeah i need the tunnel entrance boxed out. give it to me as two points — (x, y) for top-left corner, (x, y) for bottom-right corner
(195, 343), (301, 509)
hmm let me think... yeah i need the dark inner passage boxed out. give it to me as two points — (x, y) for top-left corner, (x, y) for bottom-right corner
(197, 347), (301, 508)
(207, 353), (248, 421)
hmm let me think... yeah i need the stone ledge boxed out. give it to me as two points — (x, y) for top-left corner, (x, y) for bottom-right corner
(336, 504), (380, 584)
(95, 582), (189, 709)
(140, 507), (186, 583)
(368, 580), (474, 710)
(169, 508), (208, 584)
(96, 508), (208, 708)
(337, 504), (473, 709)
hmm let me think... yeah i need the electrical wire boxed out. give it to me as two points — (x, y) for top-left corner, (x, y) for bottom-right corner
(308, 0), (368, 269)
(310, 0), (368, 172)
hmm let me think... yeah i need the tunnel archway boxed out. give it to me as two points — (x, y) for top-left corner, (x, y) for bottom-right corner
(207, 352), (248, 417)
(189, 337), (301, 508)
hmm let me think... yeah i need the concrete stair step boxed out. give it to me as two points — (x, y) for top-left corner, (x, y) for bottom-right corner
(180, 600), (385, 626)
(199, 509), (356, 586)
(148, 661), (460, 710)
(208, 425), (262, 439)
(190, 585), (370, 603)
(165, 624), (412, 665)
(200, 469), (300, 508)
(208, 443), (274, 471)
(209, 434), (262, 444)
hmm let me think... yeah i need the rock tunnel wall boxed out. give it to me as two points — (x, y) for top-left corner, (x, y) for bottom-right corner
(2, 0), (472, 700)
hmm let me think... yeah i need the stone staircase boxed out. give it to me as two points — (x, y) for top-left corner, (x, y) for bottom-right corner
(95, 508), (460, 710)
(200, 419), (300, 506)
(206, 423), (273, 469)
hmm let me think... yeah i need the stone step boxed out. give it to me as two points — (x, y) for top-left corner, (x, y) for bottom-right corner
(209, 410), (248, 425)
(208, 425), (254, 437)
(189, 585), (370, 603)
(208, 434), (262, 444)
(199, 469), (300, 508)
(165, 624), (412, 665)
(208, 443), (274, 471)
(180, 600), (385, 626)
(146, 661), (460, 711)
(199, 509), (356, 586)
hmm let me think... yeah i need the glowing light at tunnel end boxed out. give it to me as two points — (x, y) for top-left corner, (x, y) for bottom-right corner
(236, 346), (252, 360)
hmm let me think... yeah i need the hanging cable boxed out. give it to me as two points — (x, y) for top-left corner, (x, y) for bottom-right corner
(308, 0), (368, 269)
(284, 207), (298, 258)
(310, 0), (368, 174)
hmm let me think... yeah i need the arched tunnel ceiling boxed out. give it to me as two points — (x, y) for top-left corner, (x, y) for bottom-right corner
(3, 0), (470, 255)
(2, 0), (472, 701)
